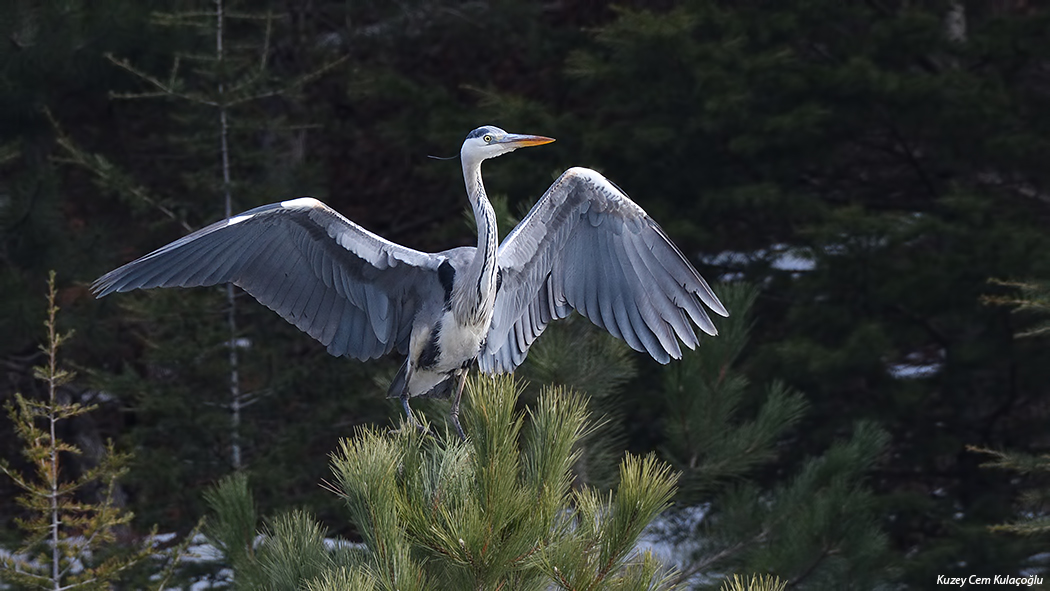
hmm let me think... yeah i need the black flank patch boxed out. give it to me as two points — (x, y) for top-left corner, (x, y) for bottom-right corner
(418, 324), (441, 369)
(439, 259), (455, 310)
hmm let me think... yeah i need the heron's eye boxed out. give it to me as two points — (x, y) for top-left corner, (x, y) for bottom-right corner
(483, 134), (493, 143)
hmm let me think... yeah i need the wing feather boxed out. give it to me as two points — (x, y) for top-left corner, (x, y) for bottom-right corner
(241, 234), (285, 294)
(316, 291), (341, 346)
(627, 233), (706, 342)
(311, 282), (339, 339)
(620, 236), (696, 350)
(612, 233), (676, 358)
(599, 233), (628, 343)
(479, 167), (727, 374)
(327, 301), (355, 357)
(282, 253), (313, 319)
(93, 198), (444, 363)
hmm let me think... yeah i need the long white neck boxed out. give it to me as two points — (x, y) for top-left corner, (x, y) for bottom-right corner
(454, 157), (499, 324)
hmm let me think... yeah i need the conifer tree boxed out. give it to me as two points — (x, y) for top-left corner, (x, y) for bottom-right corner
(652, 285), (893, 590)
(205, 375), (679, 591)
(0, 273), (158, 589)
(99, 0), (343, 471)
(552, 1), (1050, 581)
(48, 0), (359, 530)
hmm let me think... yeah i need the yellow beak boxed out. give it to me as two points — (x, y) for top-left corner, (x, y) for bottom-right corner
(498, 133), (556, 147)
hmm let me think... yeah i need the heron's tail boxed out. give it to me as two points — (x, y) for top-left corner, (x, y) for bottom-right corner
(386, 362), (455, 400)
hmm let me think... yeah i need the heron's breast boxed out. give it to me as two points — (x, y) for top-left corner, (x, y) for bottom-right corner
(435, 311), (490, 368)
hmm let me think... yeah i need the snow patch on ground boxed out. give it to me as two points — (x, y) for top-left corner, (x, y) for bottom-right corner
(635, 504), (715, 586)
(701, 243), (817, 282)
(887, 349), (945, 379)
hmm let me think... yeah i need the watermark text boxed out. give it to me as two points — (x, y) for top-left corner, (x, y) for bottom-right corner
(936, 574), (1043, 587)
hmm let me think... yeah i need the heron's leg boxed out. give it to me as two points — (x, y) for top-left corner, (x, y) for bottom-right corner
(398, 392), (432, 436)
(449, 369), (469, 441)
(400, 392), (416, 425)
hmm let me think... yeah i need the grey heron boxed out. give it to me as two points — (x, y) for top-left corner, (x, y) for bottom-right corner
(92, 126), (728, 439)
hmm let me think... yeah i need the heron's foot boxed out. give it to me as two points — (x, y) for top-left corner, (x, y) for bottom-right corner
(392, 394), (436, 438)
(388, 420), (436, 438)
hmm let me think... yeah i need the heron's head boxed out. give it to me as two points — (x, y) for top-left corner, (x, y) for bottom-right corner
(460, 126), (555, 165)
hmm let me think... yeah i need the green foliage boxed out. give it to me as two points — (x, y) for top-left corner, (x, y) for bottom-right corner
(662, 286), (807, 499)
(46, 0), (371, 532)
(0, 273), (155, 589)
(0, 0), (167, 356)
(204, 473), (259, 571)
(518, 316), (637, 489)
(971, 280), (1050, 539)
(970, 446), (1050, 537)
(985, 279), (1050, 339)
(558, 2), (1050, 583)
(207, 375), (679, 591)
(4, 0), (1050, 583)
(720, 574), (786, 591)
(653, 285), (892, 589)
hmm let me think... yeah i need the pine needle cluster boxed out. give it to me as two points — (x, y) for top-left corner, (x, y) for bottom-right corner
(719, 574), (786, 591)
(984, 279), (1050, 339)
(968, 446), (1050, 537)
(205, 374), (680, 591)
(972, 279), (1050, 537)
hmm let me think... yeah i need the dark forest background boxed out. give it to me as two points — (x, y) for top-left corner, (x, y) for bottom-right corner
(3, 0), (1050, 588)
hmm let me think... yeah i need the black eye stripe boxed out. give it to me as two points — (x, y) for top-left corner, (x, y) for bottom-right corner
(465, 125), (505, 141)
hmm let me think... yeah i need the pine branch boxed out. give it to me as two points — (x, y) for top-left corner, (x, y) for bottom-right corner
(105, 53), (219, 105)
(45, 109), (194, 233)
(786, 546), (836, 588)
(969, 445), (1050, 475)
(669, 529), (771, 588)
(984, 279), (1050, 338)
(224, 54), (349, 107)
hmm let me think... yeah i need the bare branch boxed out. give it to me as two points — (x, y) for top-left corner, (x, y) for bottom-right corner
(227, 55), (348, 106)
(105, 53), (219, 106)
(259, 11), (273, 76)
(669, 528), (770, 587)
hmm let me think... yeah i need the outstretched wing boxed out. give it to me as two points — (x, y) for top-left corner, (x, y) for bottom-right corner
(93, 197), (444, 361)
(478, 168), (728, 373)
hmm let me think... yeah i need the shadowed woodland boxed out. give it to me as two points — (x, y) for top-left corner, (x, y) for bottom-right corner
(3, 1), (1050, 589)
